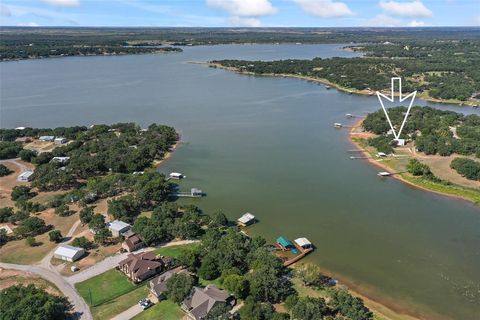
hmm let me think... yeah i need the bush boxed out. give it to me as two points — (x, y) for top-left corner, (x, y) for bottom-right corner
(25, 236), (37, 247)
(11, 186), (37, 202)
(0, 164), (13, 177)
(19, 149), (37, 162)
(166, 273), (194, 303)
(0, 207), (14, 223)
(450, 157), (480, 181)
(72, 236), (95, 250)
(48, 230), (63, 243)
(0, 141), (23, 159)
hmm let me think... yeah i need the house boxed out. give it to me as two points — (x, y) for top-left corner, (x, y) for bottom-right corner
(17, 171), (34, 182)
(118, 252), (162, 282)
(149, 267), (188, 299)
(53, 244), (85, 262)
(107, 220), (131, 237)
(54, 137), (68, 144)
(237, 213), (255, 227)
(395, 139), (406, 146)
(276, 236), (294, 250)
(39, 136), (55, 142)
(294, 237), (313, 250)
(51, 156), (70, 164)
(122, 234), (145, 252)
(15, 137), (32, 143)
(182, 285), (235, 320)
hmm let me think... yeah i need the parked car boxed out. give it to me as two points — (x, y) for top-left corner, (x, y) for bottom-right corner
(138, 298), (153, 310)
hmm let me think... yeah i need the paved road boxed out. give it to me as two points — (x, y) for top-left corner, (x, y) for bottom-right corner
(0, 262), (93, 320)
(110, 304), (144, 320)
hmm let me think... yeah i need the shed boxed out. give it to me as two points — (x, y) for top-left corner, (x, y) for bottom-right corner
(276, 236), (293, 250)
(108, 220), (131, 237)
(53, 245), (85, 262)
(237, 213), (255, 227)
(17, 171), (34, 182)
(39, 136), (55, 142)
(54, 137), (68, 144)
(51, 156), (70, 164)
(294, 238), (312, 249)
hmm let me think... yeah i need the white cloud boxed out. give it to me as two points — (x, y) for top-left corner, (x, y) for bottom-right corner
(408, 20), (425, 27)
(229, 16), (262, 27)
(1, 4), (12, 17)
(42, 0), (80, 7)
(379, 1), (433, 18)
(366, 14), (402, 27)
(17, 22), (40, 27)
(206, 0), (276, 17)
(294, 0), (353, 18)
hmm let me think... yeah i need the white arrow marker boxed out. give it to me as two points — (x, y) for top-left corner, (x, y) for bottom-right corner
(376, 77), (417, 140)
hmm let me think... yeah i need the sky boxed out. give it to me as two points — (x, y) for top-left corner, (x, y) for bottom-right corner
(0, 0), (479, 28)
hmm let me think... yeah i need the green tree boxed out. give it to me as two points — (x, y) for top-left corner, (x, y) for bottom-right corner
(14, 217), (48, 238)
(223, 274), (249, 299)
(206, 303), (231, 320)
(94, 228), (112, 245)
(239, 298), (277, 320)
(11, 186), (37, 202)
(0, 229), (8, 246)
(165, 273), (194, 303)
(0, 207), (14, 223)
(79, 206), (94, 224)
(18, 149), (37, 162)
(55, 204), (73, 217)
(198, 254), (220, 280)
(48, 230), (63, 243)
(211, 211), (229, 227)
(25, 236), (37, 247)
(0, 284), (70, 320)
(328, 288), (373, 320)
(0, 164), (13, 177)
(296, 264), (331, 289)
(72, 236), (95, 250)
(288, 297), (328, 320)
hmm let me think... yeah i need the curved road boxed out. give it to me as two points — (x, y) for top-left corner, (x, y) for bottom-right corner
(0, 262), (93, 320)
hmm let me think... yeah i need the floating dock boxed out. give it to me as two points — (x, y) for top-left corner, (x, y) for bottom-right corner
(171, 188), (204, 198)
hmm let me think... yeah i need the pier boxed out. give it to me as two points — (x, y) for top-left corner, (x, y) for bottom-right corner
(171, 188), (204, 198)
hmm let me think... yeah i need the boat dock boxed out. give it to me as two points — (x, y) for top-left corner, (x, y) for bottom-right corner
(350, 156), (369, 160)
(171, 188), (204, 198)
(275, 236), (314, 267)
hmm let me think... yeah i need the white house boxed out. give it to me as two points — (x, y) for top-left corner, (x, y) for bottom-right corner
(53, 245), (85, 262)
(54, 137), (68, 144)
(237, 213), (255, 227)
(39, 136), (55, 142)
(107, 220), (132, 237)
(17, 171), (34, 182)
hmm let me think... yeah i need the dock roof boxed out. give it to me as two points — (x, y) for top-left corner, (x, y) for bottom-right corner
(238, 213), (255, 224)
(276, 236), (293, 248)
(294, 237), (312, 247)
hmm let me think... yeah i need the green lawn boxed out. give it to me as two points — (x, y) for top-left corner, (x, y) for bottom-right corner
(75, 269), (137, 306)
(91, 285), (149, 320)
(132, 300), (183, 320)
(154, 243), (198, 258)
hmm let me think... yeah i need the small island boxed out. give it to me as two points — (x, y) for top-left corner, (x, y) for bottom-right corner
(350, 106), (480, 204)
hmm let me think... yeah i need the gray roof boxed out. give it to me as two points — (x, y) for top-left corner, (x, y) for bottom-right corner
(149, 267), (187, 296)
(183, 285), (230, 320)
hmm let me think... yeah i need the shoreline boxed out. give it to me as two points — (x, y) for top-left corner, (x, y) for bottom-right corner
(152, 133), (182, 168)
(348, 118), (479, 205)
(208, 63), (479, 108)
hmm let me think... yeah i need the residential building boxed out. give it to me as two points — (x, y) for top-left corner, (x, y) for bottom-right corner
(39, 136), (55, 142)
(122, 234), (145, 252)
(149, 267), (188, 299)
(51, 156), (70, 164)
(182, 285), (235, 320)
(53, 245), (85, 262)
(108, 220), (131, 237)
(118, 252), (162, 282)
(54, 137), (68, 144)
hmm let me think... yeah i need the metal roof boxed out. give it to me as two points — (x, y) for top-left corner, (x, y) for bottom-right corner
(54, 244), (84, 259)
(276, 236), (293, 248)
(238, 213), (255, 224)
(108, 220), (131, 231)
(294, 237), (312, 247)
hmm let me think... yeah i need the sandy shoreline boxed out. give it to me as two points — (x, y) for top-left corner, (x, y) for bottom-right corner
(208, 63), (478, 107)
(152, 134), (181, 168)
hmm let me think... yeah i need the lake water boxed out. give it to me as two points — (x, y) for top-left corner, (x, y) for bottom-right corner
(1, 44), (480, 320)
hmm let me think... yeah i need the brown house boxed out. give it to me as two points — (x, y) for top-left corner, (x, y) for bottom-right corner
(149, 267), (188, 299)
(182, 285), (235, 320)
(118, 252), (162, 283)
(122, 234), (145, 252)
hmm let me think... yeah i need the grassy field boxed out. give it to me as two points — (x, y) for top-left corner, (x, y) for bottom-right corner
(132, 300), (183, 320)
(154, 243), (198, 258)
(75, 269), (137, 307)
(91, 285), (149, 320)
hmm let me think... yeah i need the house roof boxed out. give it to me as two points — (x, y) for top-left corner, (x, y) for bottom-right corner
(108, 220), (131, 232)
(294, 237), (312, 247)
(54, 244), (84, 259)
(18, 171), (34, 178)
(123, 234), (144, 251)
(119, 252), (162, 279)
(276, 236), (293, 248)
(238, 213), (255, 224)
(150, 267), (187, 296)
(183, 285), (230, 320)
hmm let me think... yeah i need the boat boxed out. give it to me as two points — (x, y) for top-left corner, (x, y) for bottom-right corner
(325, 85), (331, 89)
(378, 171), (391, 177)
(334, 123), (343, 128)
(345, 113), (353, 118)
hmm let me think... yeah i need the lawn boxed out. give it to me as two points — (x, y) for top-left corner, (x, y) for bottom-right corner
(154, 243), (198, 258)
(132, 300), (183, 320)
(75, 269), (137, 306)
(91, 285), (149, 320)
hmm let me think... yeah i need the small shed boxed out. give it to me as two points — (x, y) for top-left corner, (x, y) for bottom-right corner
(53, 245), (85, 262)
(395, 139), (406, 146)
(294, 238), (313, 249)
(17, 171), (34, 182)
(237, 213), (255, 227)
(54, 137), (68, 144)
(51, 156), (70, 164)
(276, 236), (293, 250)
(39, 136), (55, 142)
(108, 220), (131, 237)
